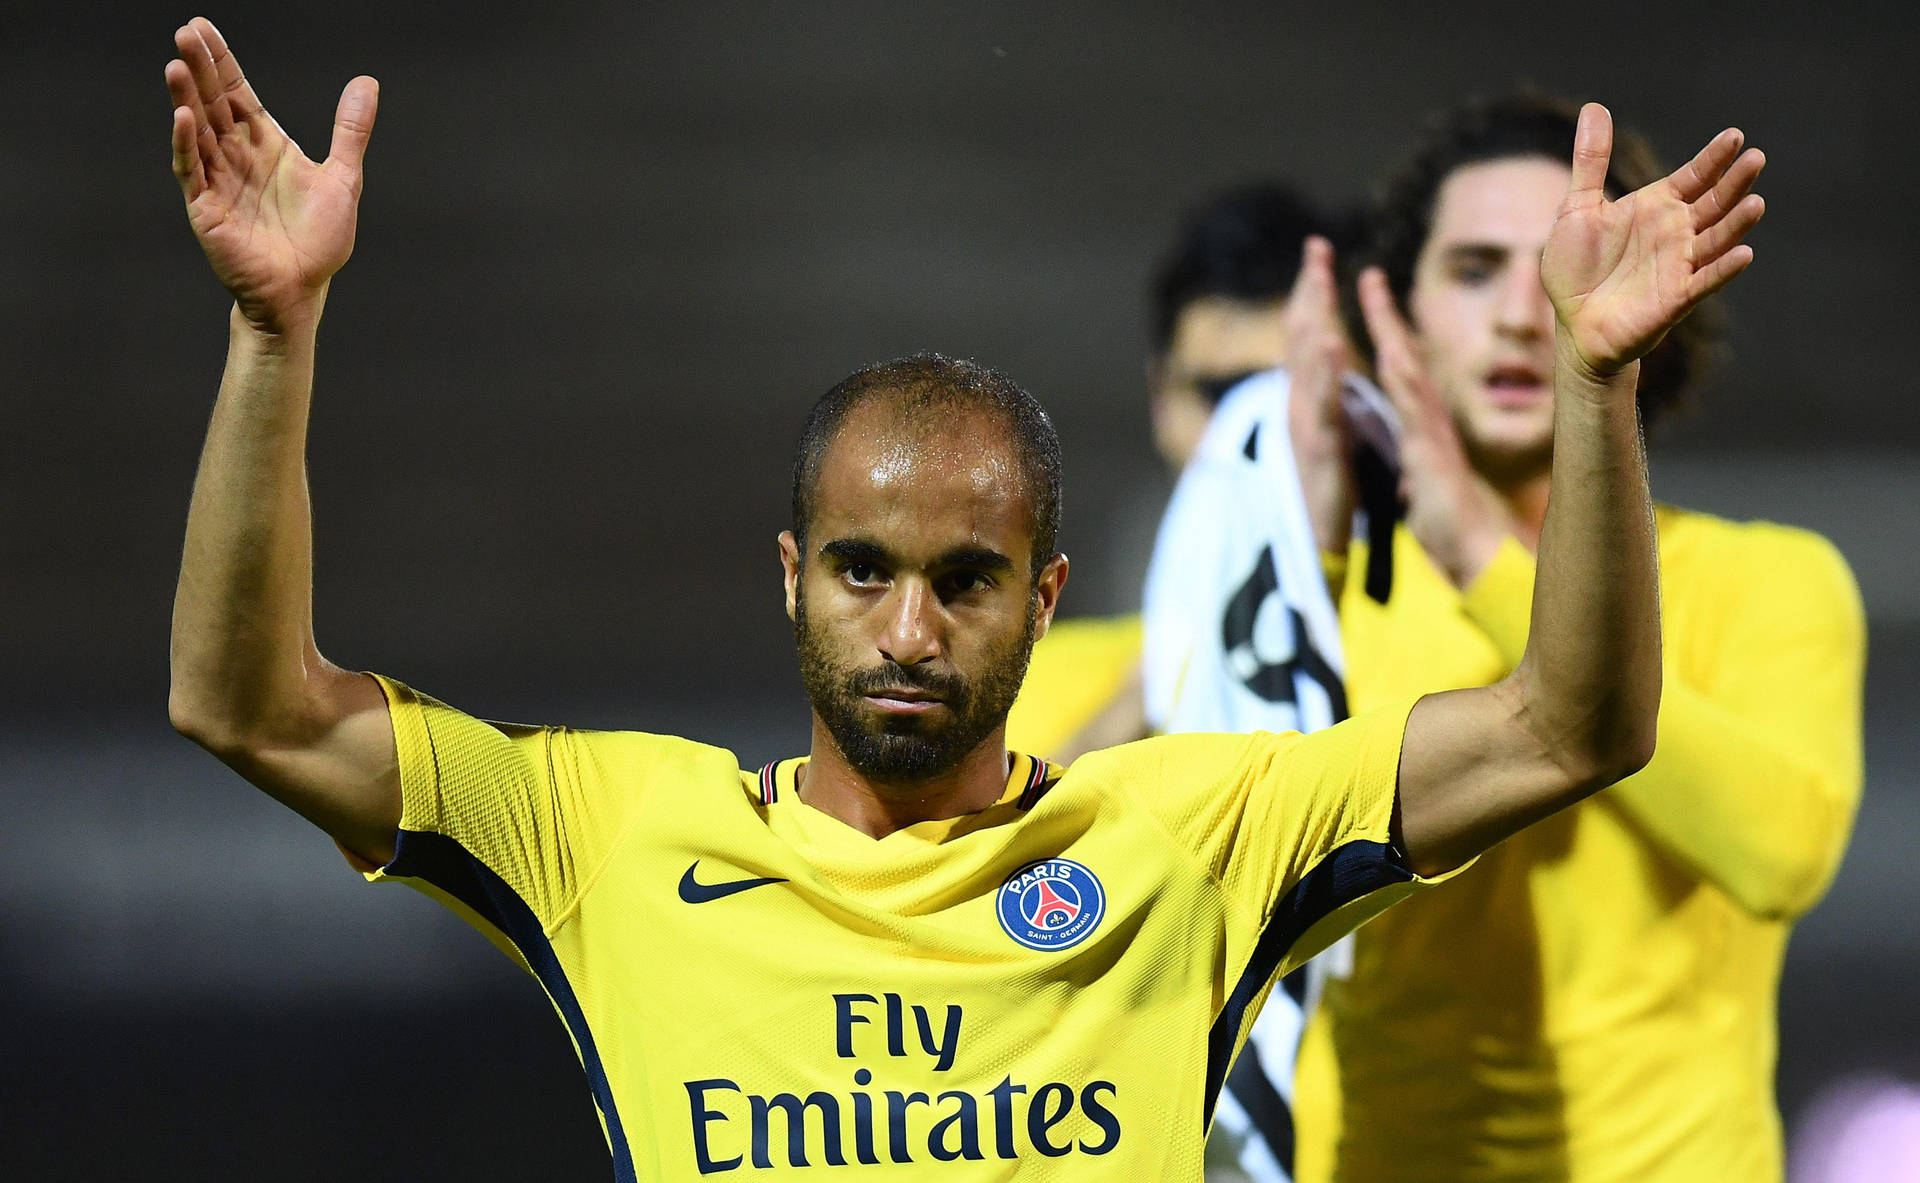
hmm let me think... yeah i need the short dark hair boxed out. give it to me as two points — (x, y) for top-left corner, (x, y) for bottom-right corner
(790, 353), (1063, 577)
(1363, 91), (1721, 431)
(1149, 182), (1354, 356)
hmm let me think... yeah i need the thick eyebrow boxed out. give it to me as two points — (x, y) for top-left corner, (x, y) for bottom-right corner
(933, 545), (1017, 575)
(816, 537), (1017, 575)
(1437, 242), (1510, 266)
(818, 538), (894, 567)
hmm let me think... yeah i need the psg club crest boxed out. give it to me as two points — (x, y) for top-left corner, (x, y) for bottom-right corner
(996, 859), (1106, 951)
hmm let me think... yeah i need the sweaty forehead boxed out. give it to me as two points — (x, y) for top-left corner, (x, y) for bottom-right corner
(807, 399), (1032, 549)
(1429, 157), (1571, 249)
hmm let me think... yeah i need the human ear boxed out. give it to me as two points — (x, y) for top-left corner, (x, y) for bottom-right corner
(1031, 553), (1069, 641)
(778, 531), (802, 622)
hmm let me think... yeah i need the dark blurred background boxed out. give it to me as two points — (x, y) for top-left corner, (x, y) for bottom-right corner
(3, 2), (1913, 1178)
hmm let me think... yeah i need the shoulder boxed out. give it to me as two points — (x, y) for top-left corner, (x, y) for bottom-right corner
(1068, 729), (1274, 770)
(557, 725), (743, 767)
(1056, 732), (1271, 849)
(1658, 505), (1861, 610)
(548, 725), (748, 790)
(1658, 508), (1865, 662)
(1061, 730), (1301, 801)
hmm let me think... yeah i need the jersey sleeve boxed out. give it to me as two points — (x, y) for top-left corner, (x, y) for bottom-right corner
(359, 676), (677, 952)
(1604, 525), (1865, 917)
(1112, 693), (1454, 978)
(1455, 521), (1867, 919)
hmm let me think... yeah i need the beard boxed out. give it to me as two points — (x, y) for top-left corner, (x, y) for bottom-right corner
(794, 590), (1037, 785)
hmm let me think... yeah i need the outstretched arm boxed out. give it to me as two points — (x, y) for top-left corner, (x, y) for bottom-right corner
(163, 17), (400, 864)
(1385, 104), (1767, 874)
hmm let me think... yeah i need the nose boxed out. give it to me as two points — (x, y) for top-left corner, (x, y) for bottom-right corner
(1496, 255), (1554, 340)
(877, 579), (942, 666)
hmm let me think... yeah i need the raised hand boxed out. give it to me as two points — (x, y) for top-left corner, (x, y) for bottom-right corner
(1283, 236), (1360, 554)
(1356, 266), (1516, 587)
(1543, 104), (1764, 376)
(1282, 237), (1355, 415)
(165, 18), (378, 333)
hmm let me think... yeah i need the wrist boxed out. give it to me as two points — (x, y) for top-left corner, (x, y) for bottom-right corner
(229, 298), (323, 354)
(1554, 326), (1639, 402)
(229, 278), (330, 342)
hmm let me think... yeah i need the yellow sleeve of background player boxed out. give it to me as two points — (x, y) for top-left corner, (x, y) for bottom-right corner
(1005, 614), (1144, 760)
(1608, 525), (1865, 917)
(1457, 521), (1866, 919)
(360, 677), (671, 941)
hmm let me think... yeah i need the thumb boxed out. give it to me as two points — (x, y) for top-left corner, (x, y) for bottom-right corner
(1567, 102), (1613, 203)
(326, 76), (380, 190)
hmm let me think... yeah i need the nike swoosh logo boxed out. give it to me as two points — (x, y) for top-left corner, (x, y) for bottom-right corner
(678, 861), (788, 904)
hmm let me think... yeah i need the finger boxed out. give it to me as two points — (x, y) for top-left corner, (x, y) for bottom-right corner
(1693, 193), (1765, 270)
(163, 55), (202, 120)
(163, 57), (217, 165)
(1668, 127), (1744, 203)
(175, 23), (233, 137)
(1357, 268), (1437, 422)
(1566, 102), (1614, 202)
(1688, 243), (1755, 304)
(1357, 267), (1414, 361)
(170, 104), (207, 195)
(1694, 147), (1765, 232)
(192, 17), (267, 123)
(1303, 235), (1335, 290)
(1286, 235), (1328, 307)
(324, 76), (380, 190)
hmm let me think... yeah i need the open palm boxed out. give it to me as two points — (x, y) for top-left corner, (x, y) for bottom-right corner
(166, 18), (377, 330)
(1542, 104), (1765, 376)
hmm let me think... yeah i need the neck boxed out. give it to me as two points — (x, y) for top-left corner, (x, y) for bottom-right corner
(798, 718), (1013, 839)
(1466, 440), (1554, 549)
(1497, 469), (1553, 548)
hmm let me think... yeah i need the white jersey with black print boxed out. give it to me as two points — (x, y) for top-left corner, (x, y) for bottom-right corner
(1142, 367), (1396, 1183)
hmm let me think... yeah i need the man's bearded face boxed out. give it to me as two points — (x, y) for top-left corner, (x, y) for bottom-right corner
(794, 585), (1035, 783)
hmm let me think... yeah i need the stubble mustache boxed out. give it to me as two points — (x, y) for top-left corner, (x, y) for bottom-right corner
(844, 661), (971, 714)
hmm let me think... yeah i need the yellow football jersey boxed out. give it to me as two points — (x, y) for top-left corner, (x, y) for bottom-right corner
(1294, 508), (1865, 1183)
(363, 675), (1451, 1180)
(1004, 614), (1144, 760)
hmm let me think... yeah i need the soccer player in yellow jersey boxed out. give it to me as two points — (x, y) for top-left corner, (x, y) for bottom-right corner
(163, 20), (1768, 1179)
(1285, 96), (1866, 1183)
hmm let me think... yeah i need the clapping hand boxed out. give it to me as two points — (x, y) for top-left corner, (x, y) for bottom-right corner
(1283, 236), (1362, 555)
(1357, 261), (1516, 589)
